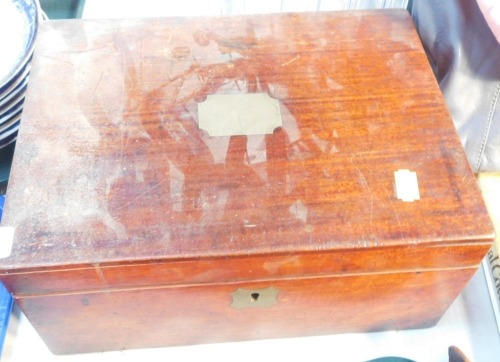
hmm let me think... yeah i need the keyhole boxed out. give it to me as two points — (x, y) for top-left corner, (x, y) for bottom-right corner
(250, 293), (260, 302)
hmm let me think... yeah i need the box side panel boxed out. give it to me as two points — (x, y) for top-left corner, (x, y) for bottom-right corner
(16, 268), (476, 355)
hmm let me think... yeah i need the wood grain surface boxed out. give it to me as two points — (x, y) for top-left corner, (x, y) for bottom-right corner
(1, 10), (494, 269)
(0, 9), (495, 354)
(19, 268), (476, 354)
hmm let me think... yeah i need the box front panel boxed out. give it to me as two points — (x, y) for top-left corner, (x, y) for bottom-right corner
(17, 268), (475, 354)
(1, 242), (491, 297)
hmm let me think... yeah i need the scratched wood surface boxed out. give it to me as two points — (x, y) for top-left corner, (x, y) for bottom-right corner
(0, 10), (495, 354)
(18, 268), (476, 354)
(1, 10), (493, 270)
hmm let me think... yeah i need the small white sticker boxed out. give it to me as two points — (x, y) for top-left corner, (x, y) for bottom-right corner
(394, 169), (420, 202)
(0, 227), (14, 258)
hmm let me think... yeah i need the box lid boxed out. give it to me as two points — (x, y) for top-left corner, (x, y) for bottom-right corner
(0, 10), (494, 271)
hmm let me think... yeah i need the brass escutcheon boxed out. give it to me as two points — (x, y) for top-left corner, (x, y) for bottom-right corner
(230, 287), (279, 309)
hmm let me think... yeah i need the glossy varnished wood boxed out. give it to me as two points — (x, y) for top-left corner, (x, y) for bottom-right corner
(19, 268), (476, 354)
(0, 10), (495, 354)
(2, 10), (494, 268)
(0, 243), (491, 296)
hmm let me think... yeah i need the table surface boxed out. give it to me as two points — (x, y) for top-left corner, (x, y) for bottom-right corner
(2, 1), (500, 360)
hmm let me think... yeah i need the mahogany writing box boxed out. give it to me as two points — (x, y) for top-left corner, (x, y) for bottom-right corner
(0, 9), (495, 354)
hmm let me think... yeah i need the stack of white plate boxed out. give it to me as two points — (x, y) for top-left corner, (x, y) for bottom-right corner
(0, 0), (40, 149)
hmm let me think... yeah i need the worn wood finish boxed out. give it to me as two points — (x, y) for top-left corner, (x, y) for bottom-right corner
(19, 268), (476, 355)
(0, 10), (494, 354)
(0, 243), (491, 296)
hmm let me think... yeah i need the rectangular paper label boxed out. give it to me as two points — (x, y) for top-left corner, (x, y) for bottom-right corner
(394, 169), (420, 202)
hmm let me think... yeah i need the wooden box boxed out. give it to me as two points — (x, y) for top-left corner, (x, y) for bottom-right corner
(0, 10), (495, 354)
